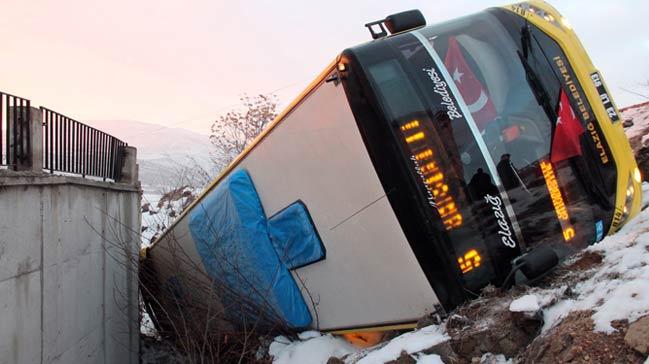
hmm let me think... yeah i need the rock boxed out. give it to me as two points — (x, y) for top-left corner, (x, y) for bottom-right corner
(521, 311), (644, 364)
(624, 315), (649, 355)
(623, 118), (634, 128)
(326, 357), (344, 364)
(417, 311), (445, 329)
(385, 351), (416, 364)
(447, 296), (543, 361)
(446, 314), (473, 330)
(423, 341), (463, 364)
(511, 309), (544, 336)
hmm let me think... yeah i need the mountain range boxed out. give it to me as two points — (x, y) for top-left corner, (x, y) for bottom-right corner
(85, 120), (214, 192)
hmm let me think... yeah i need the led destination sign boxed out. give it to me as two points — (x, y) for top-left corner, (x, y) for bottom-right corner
(540, 160), (575, 242)
(401, 120), (463, 230)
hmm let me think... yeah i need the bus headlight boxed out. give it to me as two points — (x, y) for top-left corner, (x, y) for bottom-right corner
(560, 17), (573, 30)
(633, 167), (642, 184)
(543, 14), (555, 23)
(517, 3), (563, 29)
(620, 175), (637, 225)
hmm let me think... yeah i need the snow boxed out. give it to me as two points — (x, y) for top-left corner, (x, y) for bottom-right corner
(140, 308), (158, 338)
(353, 325), (448, 364)
(539, 181), (649, 333)
(268, 325), (448, 364)
(298, 331), (324, 340)
(269, 333), (357, 364)
(140, 187), (197, 247)
(509, 294), (540, 312)
(541, 298), (575, 333)
(479, 353), (512, 364)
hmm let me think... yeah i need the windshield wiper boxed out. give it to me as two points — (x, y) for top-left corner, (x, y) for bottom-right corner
(518, 22), (557, 123)
(521, 22), (532, 60)
(517, 49), (557, 123)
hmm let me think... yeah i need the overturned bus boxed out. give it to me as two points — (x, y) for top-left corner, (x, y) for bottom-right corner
(142, 1), (642, 334)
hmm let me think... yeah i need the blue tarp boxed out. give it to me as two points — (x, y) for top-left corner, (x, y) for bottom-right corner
(268, 201), (325, 270)
(187, 169), (322, 328)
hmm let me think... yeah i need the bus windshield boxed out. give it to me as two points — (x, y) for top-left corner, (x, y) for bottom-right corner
(356, 8), (616, 289)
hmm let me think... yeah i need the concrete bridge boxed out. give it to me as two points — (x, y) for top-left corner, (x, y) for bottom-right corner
(0, 91), (140, 364)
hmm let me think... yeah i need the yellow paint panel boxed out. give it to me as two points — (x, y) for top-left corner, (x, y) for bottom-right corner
(502, 1), (642, 234)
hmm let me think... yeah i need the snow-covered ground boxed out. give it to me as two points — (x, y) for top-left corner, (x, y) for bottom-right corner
(267, 183), (649, 364)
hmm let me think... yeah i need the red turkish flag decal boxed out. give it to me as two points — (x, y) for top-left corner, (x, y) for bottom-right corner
(444, 36), (497, 130)
(551, 89), (585, 163)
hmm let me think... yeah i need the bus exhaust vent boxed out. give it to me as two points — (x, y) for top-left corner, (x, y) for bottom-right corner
(364, 10), (426, 40)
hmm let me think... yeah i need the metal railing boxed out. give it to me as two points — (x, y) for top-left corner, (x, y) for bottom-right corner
(0, 91), (31, 168)
(41, 107), (127, 181)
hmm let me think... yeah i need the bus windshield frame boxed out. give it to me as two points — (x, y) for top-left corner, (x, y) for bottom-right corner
(342, 7), (617, 299)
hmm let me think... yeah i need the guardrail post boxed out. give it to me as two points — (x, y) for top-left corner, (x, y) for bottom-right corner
(8, 105), (42, 172)
(117, 146), (138, 185)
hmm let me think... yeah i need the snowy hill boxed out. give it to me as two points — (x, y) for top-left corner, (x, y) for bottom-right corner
(85, 120), (214, 191)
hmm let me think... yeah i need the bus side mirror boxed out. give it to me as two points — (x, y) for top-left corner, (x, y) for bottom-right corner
(385, 10), (426, 34)
(518, 246), (559, 281)
(364, 10), (426, 40)
(503, 246), (559, 288)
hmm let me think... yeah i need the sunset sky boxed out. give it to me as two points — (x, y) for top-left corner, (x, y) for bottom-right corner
(2, 0), (648, 134)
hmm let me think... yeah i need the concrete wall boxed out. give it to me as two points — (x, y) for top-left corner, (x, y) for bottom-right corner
(0, 172), (140, 364)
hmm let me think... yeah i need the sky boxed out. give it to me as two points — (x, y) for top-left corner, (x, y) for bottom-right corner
(1, 0), (648, 135)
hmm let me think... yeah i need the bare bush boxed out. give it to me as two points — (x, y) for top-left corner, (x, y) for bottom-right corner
(93, 204), (308, 363)
(166, 155), (215, 192)
(210, 94), (278, 170)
